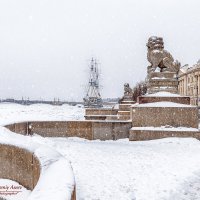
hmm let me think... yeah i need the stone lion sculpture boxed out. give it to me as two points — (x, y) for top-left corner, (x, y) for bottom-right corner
(147, 36), (181, 74)
(119, 83), (133, 103)
(124, 83), (133, 96)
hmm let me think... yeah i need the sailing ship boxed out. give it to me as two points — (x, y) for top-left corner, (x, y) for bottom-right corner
(83, 58), (103, 108)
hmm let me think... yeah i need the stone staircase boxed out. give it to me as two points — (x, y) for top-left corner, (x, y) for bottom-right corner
(106, 100), (135, 121)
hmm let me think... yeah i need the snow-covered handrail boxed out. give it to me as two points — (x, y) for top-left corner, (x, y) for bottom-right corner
(0, 127), (76, 200)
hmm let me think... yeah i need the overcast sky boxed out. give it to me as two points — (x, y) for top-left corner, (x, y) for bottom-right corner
(0, 0), (200, 101)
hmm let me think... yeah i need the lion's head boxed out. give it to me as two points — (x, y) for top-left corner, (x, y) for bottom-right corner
(146, 36), (164, 51)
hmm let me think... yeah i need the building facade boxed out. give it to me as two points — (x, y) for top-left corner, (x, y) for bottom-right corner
(178, 62), (200, 105)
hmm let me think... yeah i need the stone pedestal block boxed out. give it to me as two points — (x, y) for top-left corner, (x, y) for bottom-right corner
(149, 72), (177, 79)
(138, 96), (190, 105)
(147, 72), (178, 94)
(131, 102), (198, 128)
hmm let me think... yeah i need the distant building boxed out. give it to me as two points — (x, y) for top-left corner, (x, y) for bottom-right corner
(178, 62), (200, 105)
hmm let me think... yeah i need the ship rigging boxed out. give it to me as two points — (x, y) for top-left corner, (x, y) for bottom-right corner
(83, 58), (103, 108)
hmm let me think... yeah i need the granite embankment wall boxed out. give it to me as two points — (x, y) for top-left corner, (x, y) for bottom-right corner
(0, 143), (76, 200)
(0, 144), (40, 190)
(85, 108), (118, 115)
(5, 121), (132, 140)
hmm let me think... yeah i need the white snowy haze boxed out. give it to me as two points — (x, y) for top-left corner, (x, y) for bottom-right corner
(0, 0), (200, 101)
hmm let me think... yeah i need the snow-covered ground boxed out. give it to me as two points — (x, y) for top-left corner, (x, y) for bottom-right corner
(33, 136), (200, 200)
(1, 103), (200, 199)
(0, 103), (85, 126)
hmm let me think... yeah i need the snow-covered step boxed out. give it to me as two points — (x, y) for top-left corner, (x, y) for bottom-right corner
(118, 111), (130, 116)
(117, 115), (131, 121)
(119, 104), (132, 111)
(129, 126), (200, 141)
(120, 100), (135, 104)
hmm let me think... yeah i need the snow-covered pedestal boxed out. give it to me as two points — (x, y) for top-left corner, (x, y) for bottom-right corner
(130, 60), (200, 140)
(129, 101), (200, 141)
(131, 102), (198, 128)
(147, 72), (178, 94)
(138, 92), (190, 105)
(130, 86), (200, 141)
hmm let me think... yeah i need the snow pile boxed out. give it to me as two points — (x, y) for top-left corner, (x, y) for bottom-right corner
(0, 103), (85, 126)
(0, 127), (75, 200)
(29, 148), (75, 200)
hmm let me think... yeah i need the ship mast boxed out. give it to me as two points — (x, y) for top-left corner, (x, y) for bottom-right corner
(83, 58), (103, 108)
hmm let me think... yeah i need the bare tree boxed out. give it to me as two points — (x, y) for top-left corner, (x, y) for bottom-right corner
(132, 81), (147, 101)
